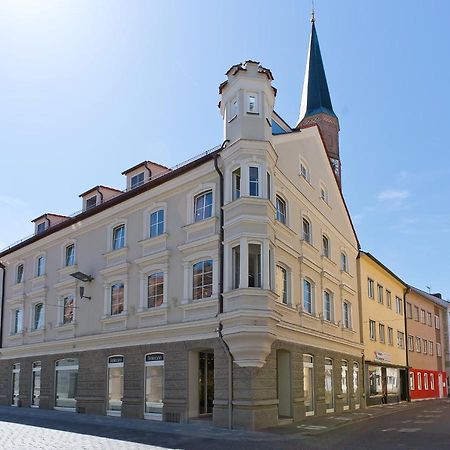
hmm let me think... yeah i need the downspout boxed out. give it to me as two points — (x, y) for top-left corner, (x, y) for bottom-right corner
(45, 215), (51, 229)
(95, 186), (104, 205)
(144, 162), (152, 182)
(214, 140), (233, 429)
(404, 286), (411, 402)
(0, 262), (5, 349)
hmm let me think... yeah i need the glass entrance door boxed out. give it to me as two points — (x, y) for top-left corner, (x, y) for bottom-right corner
(199, 352), (214, 415)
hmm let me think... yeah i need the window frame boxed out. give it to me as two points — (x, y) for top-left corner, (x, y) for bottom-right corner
(302, 217), (312, 244)
(194, 190), (213, 222)
(369, 319), (376, 341)
(342, 301), (352, 329)
(303, 278), (314, 314)
(322, 234), (330, 258)
(192, 259), (214, 300)
(65, 243), (75, 267)
(36, 254), (46, 277)
(275, 195), (287, 225)
(16, 263), (24, 284)
(231, 167), (241, 201)
(276, 265), (289, 305)
(112, 224), (126, 250)
(248, 166), (260, 197)
(323, 290), (333, 322)
(110, 282), (125, 316)
(147, 272), (164, 309)
(299, 159), (310, 182)
(32, 302), (45, 331)
(130, 171), (145, 190)
(340, 251), (348, 272)
(367, 278), (374, 299)
(149, 209), (165, 239)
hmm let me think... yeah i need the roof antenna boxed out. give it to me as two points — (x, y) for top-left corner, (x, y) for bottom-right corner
(311, 0), (315, 23)
(426, 285), (431, 293)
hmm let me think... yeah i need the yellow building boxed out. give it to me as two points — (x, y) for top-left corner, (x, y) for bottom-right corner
(357, 252), (408, 405)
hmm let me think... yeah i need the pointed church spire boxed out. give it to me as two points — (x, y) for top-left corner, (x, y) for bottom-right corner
(297, 13), (342, 188)
(297, 14), (336, 124)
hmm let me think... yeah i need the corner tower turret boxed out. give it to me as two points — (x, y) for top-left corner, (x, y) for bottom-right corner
(296, 15), (341, 187)
(219, 60), (276, 144)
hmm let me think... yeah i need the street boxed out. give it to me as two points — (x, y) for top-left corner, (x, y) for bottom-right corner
(0, 400), (449, 449)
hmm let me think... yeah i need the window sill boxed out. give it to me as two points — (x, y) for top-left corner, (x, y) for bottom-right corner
(28, 328), (45, 336)
(139, 233), (168, 248)
(103, 247), (128, 259)
(55, 322), (76, 332)
(100, 312), (129, 323)
(31, 275), (47, 283)
(58, 265), (78, 276)
(7, 332), (24, 339)
(11, 282), (24, 291)
(136, 304), (167, 316)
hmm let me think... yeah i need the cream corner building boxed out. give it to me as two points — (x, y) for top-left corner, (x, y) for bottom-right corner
(0, 18), (364, 429)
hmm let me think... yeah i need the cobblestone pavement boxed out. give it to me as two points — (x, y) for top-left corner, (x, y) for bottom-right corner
(0, 420), (174, 450)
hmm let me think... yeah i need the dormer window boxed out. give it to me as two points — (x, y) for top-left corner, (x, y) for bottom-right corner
(131, 172), (145, 190)
(36, 222), (46, 234)
(247, 93), (258, 114)
(86, 196), (97, 210)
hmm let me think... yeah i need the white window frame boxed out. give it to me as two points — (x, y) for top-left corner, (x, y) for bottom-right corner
(35, 253), (46, 278)
(302, 216), (312, 244)
(15, 262), (24, 284)
(62, 241), (76, 267)
(276, 264), (289, 305)
(31, 301), (45, 331)
(187, 183), (216, 224)
(60, 294), (76, 326)
(340, 251), (348, 273)
(435, 314), (440, 330)
(130, 171), (145, 189)
(437, 342), (442, 357)
(299, 158), (310, 183)
(323, 289), (333, 322)
(229, 96), (238, 122)
(320, 183), (329, 204)
(395, 296), (403, 315)
(322, 234), (330, 258)
(248, 166), (260, 197)
(369, 319), (376, 341)
(342, 300), (352, 329)
(368, 278), (374, 299)
(11, 308), (24, 335)
(246, 91), (259, 114)
(112, 224), (126, 251)
(231, 167), (241, 201)
(275, 195), (287, 225)
(303, 277), (315, 314)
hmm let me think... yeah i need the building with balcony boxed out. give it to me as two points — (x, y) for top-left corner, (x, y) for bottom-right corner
(0, 17), (363, 429)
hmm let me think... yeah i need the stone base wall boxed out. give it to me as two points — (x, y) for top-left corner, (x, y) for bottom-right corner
(0, 338), (363, 430)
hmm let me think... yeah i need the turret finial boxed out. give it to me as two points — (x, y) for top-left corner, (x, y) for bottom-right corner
(311, 0), (315, 23)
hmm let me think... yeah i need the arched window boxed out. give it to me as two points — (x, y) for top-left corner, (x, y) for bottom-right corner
(16, 264), (24, 284)
(194, 191), (213, 222)
(276, 195), (287, 224)
(276, 265), (288, 304)
(303, 278), (314, 314)
(65, 243), (75, 267)
(323, 290), (333, 322)
(149, 209), (165, 238)
(302, 218), (312, 243)
(322, 235), (330, 258)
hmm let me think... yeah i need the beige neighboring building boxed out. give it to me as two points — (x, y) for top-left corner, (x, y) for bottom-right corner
(357, 252), (408, 405)
(0, 18), (363, 429)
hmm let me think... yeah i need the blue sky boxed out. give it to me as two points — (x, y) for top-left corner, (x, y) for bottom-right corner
(0, 0), (449, 297)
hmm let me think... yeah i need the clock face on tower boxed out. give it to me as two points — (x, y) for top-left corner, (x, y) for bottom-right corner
(330, 158), (340, 175)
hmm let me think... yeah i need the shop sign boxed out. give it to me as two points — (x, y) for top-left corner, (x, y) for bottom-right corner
(374, 351), (392, 362)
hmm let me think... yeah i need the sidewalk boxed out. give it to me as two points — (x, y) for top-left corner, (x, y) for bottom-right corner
(264, 400), (431, 437)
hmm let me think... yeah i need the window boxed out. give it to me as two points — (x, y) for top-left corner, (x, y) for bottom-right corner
(421, 309), (426, 324)
(148, 273), (164, 308)
(409, 372), (415, 390)
(249, 167), (259, 197)
(37, 256), (45, 277)
(247, 93), (258, 113)
(63, 296), (74, 324)
(414, 306), (419, 321)
(437, 342), (442, 357)
(11, 363), (20, 406)
(423, 340), (428, 354)
(341, 361), (349, 410)
(397, 331), (405, 349)
(145, 353), (164, 417)
(303, 355), (314, 415)
(108, 356), (124, 414)
(86, 195), (97, 209)
(31, 361), (41, 407)
(416, 337), (421, 353)
(36, 222), (46, 234)
(131, 172), (145, 189)
(150, 209), (164, 238)
(303, 279), (313, 314)
(395, 296), (403, 315)
(369, 320), (376, 340)
(406, 302), (412, 318)
(193, 260), (213, 300)
(111, 283), (125, 315)
(408, 335), (414, 351)
(379, 324), (385, 343)
(368, 278), (374, 299)
(16, 264), (24, 284)
(427, 312), (432, 326)
(232, 246), (240, 289)
(320, 185), (328, 203)
(417, 372), (422, 390)
(302, 218), (311, 243)
(435, 315), (440, 330)
(248, 244), (261, 288)
(12, 309), (23, 334)
(300, 161), (310, 182)
(112, 224), (125, 250)
(377, 284), (384, 304)
(353, 363), (359, 395)
(230, 97), (238, 120)
(55, 358), (79, 409)
(266, 172), (271, 200)
(33, 303), (44, 330)
(386, 290), (392, 309)
(232, 168), (241, 200)
(368, 365), (382, 397)
(343, 301), (351, 329)
(65, 244), (75, 267)
(340, 252), (348, 272)
(323, 290), (333, 321)
(387, 327), (393, 346)
(322, 235), (330, 258)
(386, 367), (399, 394)
(276, 196), (287, 224)
(194, 191), (213, 222)
(276, 266), (288, 305)
(324, 358), (334, 412)
(429, 341), (434, 356)
(430, 373), (435, 390)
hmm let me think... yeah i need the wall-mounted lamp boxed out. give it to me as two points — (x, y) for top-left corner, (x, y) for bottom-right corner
(79, 286), (91, 301)
(70, 271), (94, 300)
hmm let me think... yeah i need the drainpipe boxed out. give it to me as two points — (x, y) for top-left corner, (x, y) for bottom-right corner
(95, 186), (104, 205)
(0, 262), (5, 349)
(404, 287), (411, 402)
(45, 215), (51, 229)
(214, 140), (233, 429)
(144, 162), (152, 182)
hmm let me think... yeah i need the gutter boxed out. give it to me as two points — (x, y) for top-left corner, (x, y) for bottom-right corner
(404, 287), (411, 401)
(0, 262), (5, 349)
(214, 140), (233, 429)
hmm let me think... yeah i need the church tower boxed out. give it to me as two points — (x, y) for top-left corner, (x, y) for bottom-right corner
(296, 13), (341, 187)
